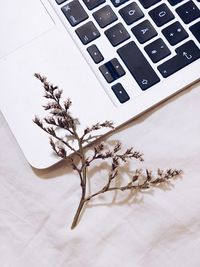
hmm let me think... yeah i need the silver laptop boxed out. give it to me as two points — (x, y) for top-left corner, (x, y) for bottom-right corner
(0, 0), (199, 169)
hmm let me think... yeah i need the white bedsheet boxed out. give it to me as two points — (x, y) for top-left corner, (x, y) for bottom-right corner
(1, 82), (200, 267)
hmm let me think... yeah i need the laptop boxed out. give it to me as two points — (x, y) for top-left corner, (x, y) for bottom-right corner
(0, 0), (199, 169)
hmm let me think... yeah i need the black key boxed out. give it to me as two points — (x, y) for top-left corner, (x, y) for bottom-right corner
(119, 2), (144, 25)
(117, 41), (160, 90)
(149, 3), (175, 27)
(111, 83), (130, 103)
(87, 45), (104, 63)
(93, 5), (117, 28)
(105, 23), (130, 47)
(110, 0), (129, 7)
(76, 21), (100, 44)
(176, 1), (200, 24)
(167, 0), (184, 6)
(139, 0), (161, 8)
(158, 40), (200, 77)
(131, 20), (157, 44)
(162, 21), (188, 45)
(56, 0), (67, 4)
(99, 65), (114, 83)
(190, 21), (200, 43)
(99, 58), (125, 83)
(144, 38), (171, 63)
(110, 58), (126, 77)
(83, 0), (105, 10)
(61, 0), (88, 26)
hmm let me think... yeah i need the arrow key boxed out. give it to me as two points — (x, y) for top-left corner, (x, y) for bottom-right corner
(99, 58), (125, 83)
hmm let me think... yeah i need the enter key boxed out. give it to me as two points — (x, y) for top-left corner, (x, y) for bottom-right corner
(158, 40), (200, 78)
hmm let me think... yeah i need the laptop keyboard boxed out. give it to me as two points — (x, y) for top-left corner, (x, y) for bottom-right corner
(54, 0), (200, 104)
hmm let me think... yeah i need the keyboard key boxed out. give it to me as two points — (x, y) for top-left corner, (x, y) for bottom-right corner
(158, 40), (200, 77)
(162, 21), (188, 45)
(110, 0), (129, 7)
(99, 64), (114, 83)
(76, 21), (100, 44)
(56, 0), (67, 4)
(167, 0), (184, 6)
(176, 1), (200, 24)
(62, 0), (88, 26)
(99, 58), (125, 83)
(117, 41), (160, 90)
(111, 83), (130, 103)
(119, 2), (144, 25)
(105, 23), (130, 47)
(139, 0), (161, 8)
(149, 3), (175, 27)
(93, 5), (117, 28)
(87, 44), (104, 63)
(110, 58), (126, 77)
(131, 20), (157, 44)
(190, 21), (200, 43)
(83, 0), (105, 10)
(144, 38), (171, 63)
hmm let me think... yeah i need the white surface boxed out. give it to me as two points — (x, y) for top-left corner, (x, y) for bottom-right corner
(0, 0), (54, 58)
(1, 81), (200, 267)
(1, 0), (199, 168)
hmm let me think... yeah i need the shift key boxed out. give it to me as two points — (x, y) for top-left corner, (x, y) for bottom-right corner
(158, 40), (200, 78)
(117, 41), (160, 90)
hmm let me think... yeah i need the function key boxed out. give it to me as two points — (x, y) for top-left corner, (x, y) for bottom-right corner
(158, 40), (200, 77)
(93, 5), (117, 28)
(55, 0), (67, 4)
(190, 21), (200, 43)
(144, 38), (171, 63)
(117, 41), (160, 90)
(139, 0), (161, 9)
(149, 3), (175, 27)
(83, 0), (106, 10)
(176, 1), (200, 24)
(167, 0), (184, 6)
(110, 0), (129, 8)
(131, 20), (157, 44)
(75, 21), (100, 44)
(105, 23), (130, 47)
(87, 44), (104, 63)
(119, 2), (144, 25)
(61, 0), (88, 26)
(162, 21), (188, 45)
(99, 58), (125, 83)
(111, 83), (130, 103)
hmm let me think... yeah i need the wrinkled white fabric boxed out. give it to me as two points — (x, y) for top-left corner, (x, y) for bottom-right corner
(0, 82), (200, 267)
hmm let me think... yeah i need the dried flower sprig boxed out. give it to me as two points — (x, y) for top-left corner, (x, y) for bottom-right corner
(34, 73), (182, 229)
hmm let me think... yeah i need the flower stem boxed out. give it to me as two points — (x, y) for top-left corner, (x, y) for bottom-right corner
(71, 187), (86, 229)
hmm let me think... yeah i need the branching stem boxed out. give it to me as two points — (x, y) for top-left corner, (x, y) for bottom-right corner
(34, 73), (183, 230)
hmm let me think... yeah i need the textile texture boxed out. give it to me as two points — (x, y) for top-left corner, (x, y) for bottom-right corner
(0, 82), (200, 267)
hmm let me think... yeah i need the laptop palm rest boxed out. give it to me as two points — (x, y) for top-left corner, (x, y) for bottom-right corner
(0, 0), (54, 58)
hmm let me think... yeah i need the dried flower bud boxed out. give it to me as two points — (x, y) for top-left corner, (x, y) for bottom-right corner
(54, 89), (63, 100)
(58, 147), (67, 158)
(33, 116), (43, 128)
(113, 142), (121, 153)
(46, 127), (55, 136)
(64, 99), (72, 111)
